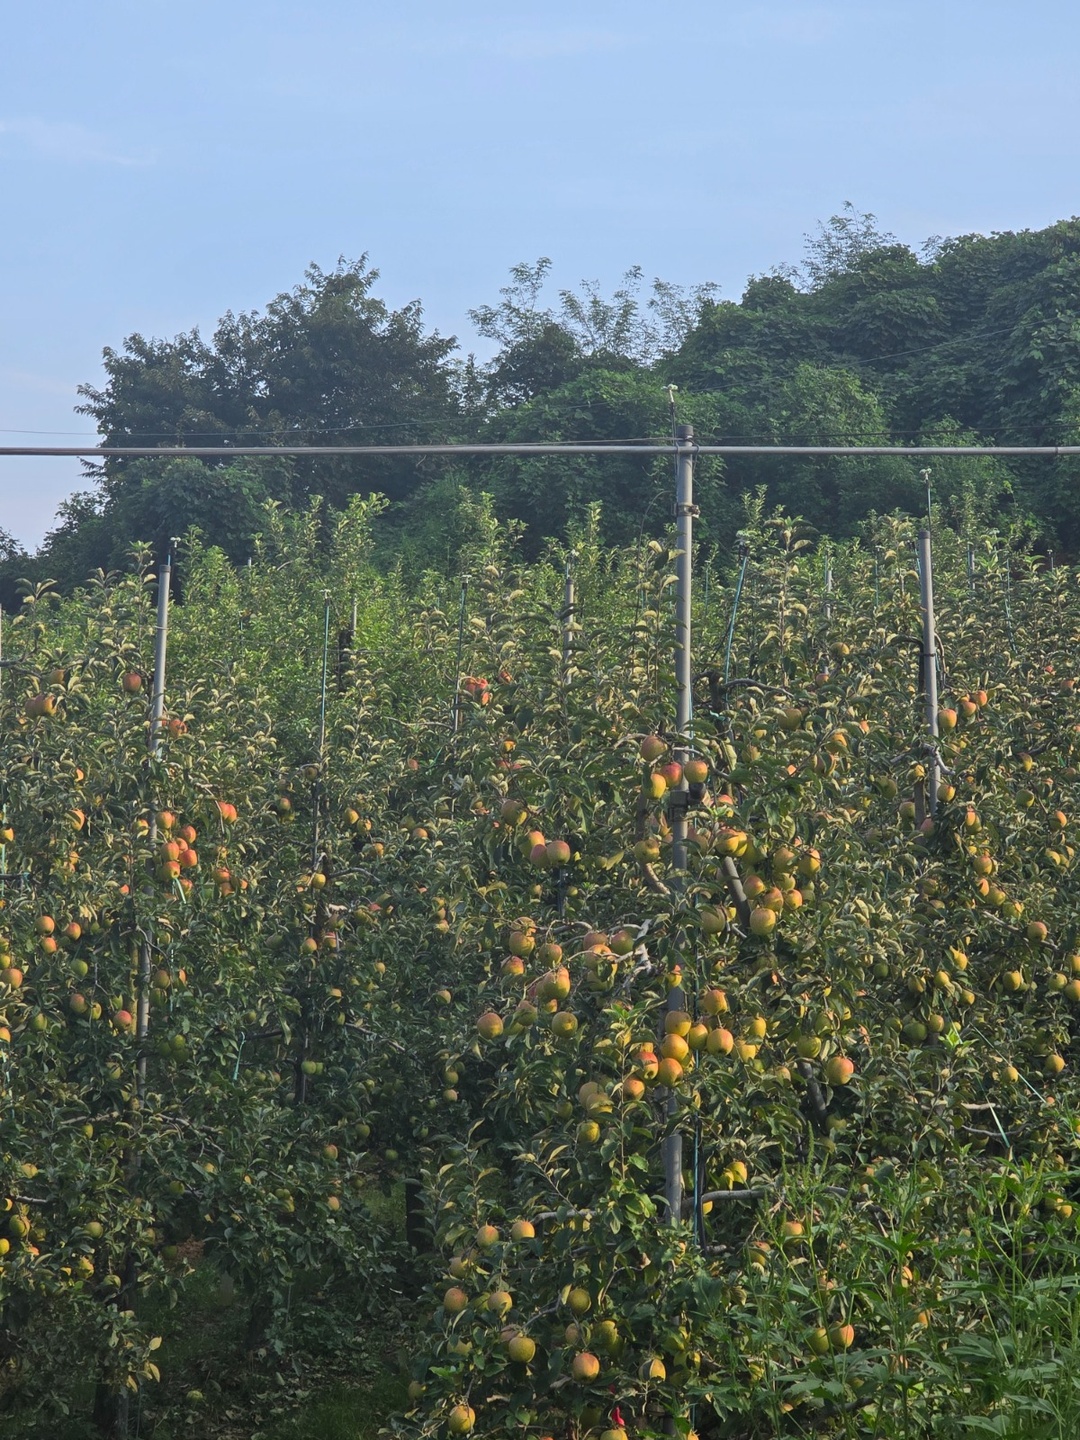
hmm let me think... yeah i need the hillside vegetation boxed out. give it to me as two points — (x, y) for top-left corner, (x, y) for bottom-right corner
(9, 207), (1080, 596)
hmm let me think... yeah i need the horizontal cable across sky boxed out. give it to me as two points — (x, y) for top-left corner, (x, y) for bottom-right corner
(2, 443), (1080, 459)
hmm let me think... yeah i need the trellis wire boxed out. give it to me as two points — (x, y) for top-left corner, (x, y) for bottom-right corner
(722, 538), (752, 689)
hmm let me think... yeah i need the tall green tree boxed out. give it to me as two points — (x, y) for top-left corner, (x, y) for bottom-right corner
(74, 258), (461, 538)
(32, 212), (1080, 583)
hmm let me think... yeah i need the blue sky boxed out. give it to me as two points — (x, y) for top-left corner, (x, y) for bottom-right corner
(3, 0), (1080, 547)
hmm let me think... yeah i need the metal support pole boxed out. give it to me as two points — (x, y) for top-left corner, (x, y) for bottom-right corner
(917, 528), (940, 817)
(561, 555), (576, 685)
(312, 595), (331, 872)
(967, 541), (976, 596)
(137, 545), (173, 1092)
(664, 424), (695, 1228)
(823, 549), (833, 623)
(111, 544), (175, 1436)
(148, 549), (172, 762)
(672, 424), (695, 871)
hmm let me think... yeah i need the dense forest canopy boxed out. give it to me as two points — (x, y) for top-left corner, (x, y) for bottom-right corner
(13, 206), (1080, 591)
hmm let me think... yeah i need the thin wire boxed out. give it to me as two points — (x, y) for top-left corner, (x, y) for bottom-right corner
(7, 442), (1080, 458)
(693, 1117), (705, 1248)
(851, 322), (1016, 366)
(723, 547), (751, 688)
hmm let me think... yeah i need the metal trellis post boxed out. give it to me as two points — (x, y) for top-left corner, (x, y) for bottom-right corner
(665, 423), (695, 1228)
(561, 554), (576, 686)
(917, 528), (940, 817)
(137, 543), (173, 1092)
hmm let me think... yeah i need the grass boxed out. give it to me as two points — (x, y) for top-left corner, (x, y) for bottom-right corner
(258, 1376), (409, 1440)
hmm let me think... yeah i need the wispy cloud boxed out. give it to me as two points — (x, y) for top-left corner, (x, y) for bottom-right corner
(0, 117), (153, 167)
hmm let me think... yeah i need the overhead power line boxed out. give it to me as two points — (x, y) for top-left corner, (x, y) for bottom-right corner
(1, 443), (1079, 459)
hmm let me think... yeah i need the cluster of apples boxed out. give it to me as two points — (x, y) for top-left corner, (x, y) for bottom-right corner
(461, 676), (491, 706)
(632, 736), (710, 866)
(0, 929), (27, 993)
(742, 842), (820, 937)
(478, 923), (638, 1043)
(495, 801), (575, 869)
(936, 687), (989, 732)
(20, 666), (75, 721)
(618, 995), (855, 1094)
(151, 812), (199, 885)
(428, 1220), (696, 1440)
(639, 733), (709, 792)
(691, 829), (820, 941)
(24, 693), (58, 720)
(32, 913), (82, 955)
